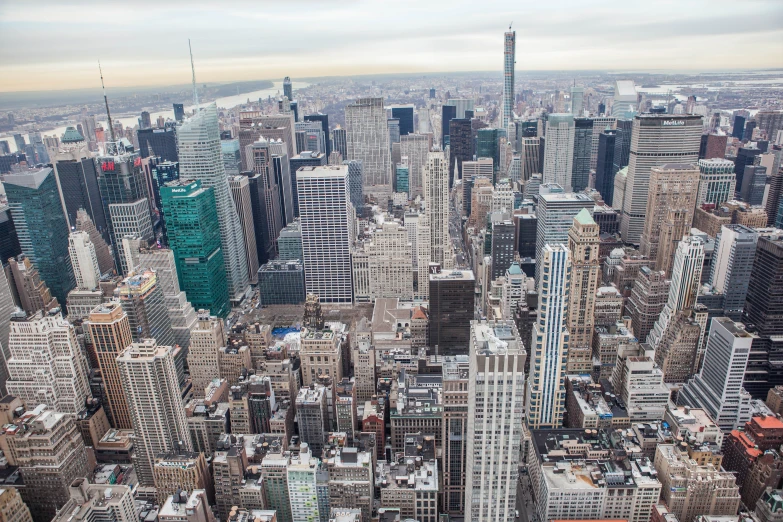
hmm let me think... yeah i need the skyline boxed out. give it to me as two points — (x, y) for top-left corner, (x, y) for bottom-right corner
(1, 0), (782, 92)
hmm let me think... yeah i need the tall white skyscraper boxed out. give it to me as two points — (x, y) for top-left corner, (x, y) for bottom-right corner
(502, 29), (515, 128)
(534, 188), (594, 281)
(297, 165), (353, 303)
(465, 320), (526, 522)
(619, 114), (703, 243)
(424, 151), (451, 268)
(679, 318), (754, 431)
(709, 224), (758, 320)
(178, 103), (250, 302)
(187, 311), (226, 398)
(399, 134), (429, 198)
(542, 114), (575, 190)
(647, 234), (705, 350)
(6, 311), (91, 414)
(570, 86), (584, 116)
(287, 443), (322, 522)
(696, 158), (736, 207)
(117, 339), (192, 486)
(68, 231), (101, 290)
(228, 175), (260, 285)
(345, 97), (392, 198)
(612, 80), (637, 116)
(527, 244), (571, 429)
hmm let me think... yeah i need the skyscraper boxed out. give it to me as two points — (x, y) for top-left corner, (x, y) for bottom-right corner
(612, 80), (637, 116)
(228, 176), (260, 285)
(696, 158), (737, 207)
(534, 189), (594, 281)
(160, 179), (230, 318)
(332, 127), (347, 158)
(173, 103), (184, 122)
(187, 311), (225, 398)
(178, 104), (249, 302)
(639, 163), (700, 275)
(4, 167), (75, 307)
(502, 29), (515, 128)
(115, 270), (176, 347)
(678, 318), (754, 431)
(595, 128), (617, 204)
(428, 269), (475, 356)
(52, 137), (106, 234)
(565, 209), (600, 373)
(710, 224), (758, 321)
(571, 117), (593, 192)
(620, 114), (702, 244)
(298, 165), (353, 303)
(400, 134), (429, 198)
(345, 97), (392, 199)
(542, 114), (575, 190)
(7, 311), (91, 414)
(448, 118), (473, 188)
(527, 244), (570, 429)
(740, 165), (767, 206)
(86, 302), (134, 429)
(283, 76), (293, 101)
(441, 105), (456, 148)
(491, 220), (515, 280)
(570, 86), (584, 116)
(68, 231), (101, 290)
(441, 355), (469, 514)
(75, 209), (114, 276)
(304, 113), (330, 156)
(137, 127), (178, 162)
(612, 118), (633, 176)
(117, 340), (192, 486)
(391, 106), (415, 136)
(465, 320), (525, 522)
(424, 151), (451, 267)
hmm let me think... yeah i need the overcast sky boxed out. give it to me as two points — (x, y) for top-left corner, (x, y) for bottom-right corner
(1, 0), (782, 92)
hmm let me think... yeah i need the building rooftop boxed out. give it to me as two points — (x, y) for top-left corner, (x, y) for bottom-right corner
(2, 167), (52, 189)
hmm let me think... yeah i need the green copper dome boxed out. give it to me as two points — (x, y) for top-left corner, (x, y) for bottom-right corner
(61, 126), (84, 143)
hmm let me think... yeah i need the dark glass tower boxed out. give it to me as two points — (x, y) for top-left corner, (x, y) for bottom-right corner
(448, 118), (473, 189)
(0, 205), (22, 265)
(571, 117), (593, 192)
(428, 269), (475, 356)
(54, 157), (106, 234)
(173, 103), (185, 123)
(4, 168), (75, 307)
(595, 129), (617, 204)
(137, 127), (178, 161)
(441, 105), (457, 148)
(476, 128), (501, 180)
(612, 118), (633, 176)
(391, 106), (414, 136)
(304, 113), (330, 156)
(332, 128), (347, 158)
(734, 146), (761, 192)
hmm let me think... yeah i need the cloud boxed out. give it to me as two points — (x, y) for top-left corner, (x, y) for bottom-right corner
(0, 0), (781, 91)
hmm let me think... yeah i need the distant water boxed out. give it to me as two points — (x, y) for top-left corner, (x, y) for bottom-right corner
(1, 80), (309, 153)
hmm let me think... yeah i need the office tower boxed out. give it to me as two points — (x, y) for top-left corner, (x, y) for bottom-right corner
(588, 116), (616, 168)
(542, 114), (575, 190)
(627, 267), (671, 343)
(732, 114), (747, 140)
(679, 318), (754, 431)
(639, 164), (699, 274)
(304, 113), (330, 156)
(345, 97), (392, 198)
(734, 146), (762, 194)
(285, 444), (321, 522)
(300, 321), (344, 387)
(340, 159), (362, 211)
(441, 356), (470, 514)
(620, 114), (702, 244)
(741, 165), (767, 205)
(0, 204), (21, 264)
(390, 106), (414, 136)
(441, 104), (456, 148)
(428, 269), (475, 356)
(186, 313), (224, 399)
(138, 127), (177, 161)
(109, 197), (154, 275)
(461, 158), (493, 217)
(7, 311), (90, 413)
(448, 118), (473, 188)
(477, 129), (501, 176)
(648, 235), (704, 350)
(282, 76), (293, 101)
(332, 127), (347, 159)
(594, 128), (617, 204)
(295, 121), (327, 155)
(571, 117), (592, 191)
(534, 189), (594, 280)
(12, 133), (25, 151)
(117, 340), (191, 486)
(68, 231), (101, 290)
(172, 103), (185, 123)
(86, 302), (133, 429)
(612, 80), (637, 115)
(139, 111), (151, 129)
(744, 237), (783, 398)
(0, 268), (13, 393)
(366, 221), (414, 300)
(115, 270), (176, 347)
(296, 385), (328, 457)
(518, 135), (540, 181)
(465, 320), (525, 522)
(565, 209), (600, 373)
(0, 486), (31, 522)
(697, 158), (737, 207)
(52, 141), (106, 233)
(501, 28), (516, 127)
(612, 118), (633, 175)
(423, 151), (451, 265)
(160, 180), (229, 317)
(527, 244), (570, 429)
(250, 139), (288, 245)
(298, 165), (353, 303)
(700, 133), (728, 160)
(179, 104), (249, 302)
(3, 408), (88, 522)
(395, 163), (409, 194)
(6, 255), (59, 314)
(490, 219), (515, 279)
(323, 447), (373, 521)
(239, 112), (296, 170)
(259, 260), (305, 305)
(710, 225), (758, 320)
(756, 110), (783, 141)
(221, 139), (242, 176)
(4, 167), (75, 307)
(227, 176), (259, 285)
(153, 452), (211, 505)
(570, 86), (584, 115)
(400, 134), (429, 198)
(277, 220), (302, 261)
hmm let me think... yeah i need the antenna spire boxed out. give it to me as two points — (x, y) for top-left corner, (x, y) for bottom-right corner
(99, 61), (116, 143)
(189, 39), (199, 110)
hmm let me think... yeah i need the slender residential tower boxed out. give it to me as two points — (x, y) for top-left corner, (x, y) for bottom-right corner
(502, 28), (515, 129)
(177, 103), (250, 303)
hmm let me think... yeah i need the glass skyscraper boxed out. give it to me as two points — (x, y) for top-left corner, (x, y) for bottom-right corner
(160, 179), (230, 318)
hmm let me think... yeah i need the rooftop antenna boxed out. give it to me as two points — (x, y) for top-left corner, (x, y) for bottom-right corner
(509, 22), (513, 30)
(189, 39), (199, 110)
(99, 61), (116, 143)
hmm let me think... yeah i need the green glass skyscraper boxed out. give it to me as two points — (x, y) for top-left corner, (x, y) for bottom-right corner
(477, 128), (501, 181)
(4, 167), (75, 307)
(160, 179), (230, 317)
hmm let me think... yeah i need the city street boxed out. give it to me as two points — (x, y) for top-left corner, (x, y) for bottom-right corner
(517, 471), (536, 522)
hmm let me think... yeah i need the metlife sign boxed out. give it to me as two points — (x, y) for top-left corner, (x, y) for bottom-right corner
(662, 120), (686, 126)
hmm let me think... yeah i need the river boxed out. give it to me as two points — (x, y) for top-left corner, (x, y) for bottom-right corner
(1, 80), (309, 153)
